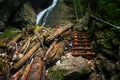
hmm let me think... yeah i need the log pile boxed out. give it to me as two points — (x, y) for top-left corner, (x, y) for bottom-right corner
(0, 23), (73, 80)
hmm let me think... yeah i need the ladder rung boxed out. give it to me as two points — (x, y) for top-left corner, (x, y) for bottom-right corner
(72, 52), (95, 56)
(72, 47), (91, 50)
(72, 43), (90, 46)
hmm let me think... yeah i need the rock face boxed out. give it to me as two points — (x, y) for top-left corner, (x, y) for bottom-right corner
(89, 23), (120, 60)
(0, 0), (73, 31)
(46, 0), (73, 27)
(86, 1), (120, 80)
(0, 0), (52, 31)
(48, 55), (94, 80)
(93, 54), (120, 80)
(0, 0), (24, 31)
(29, 0), (53, 13)
(9, 2), (36, 28)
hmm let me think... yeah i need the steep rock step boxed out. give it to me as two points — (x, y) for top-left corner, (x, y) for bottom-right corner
(72, 30), (95, 59)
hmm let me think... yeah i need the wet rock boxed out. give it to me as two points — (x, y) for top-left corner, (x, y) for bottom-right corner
(0, 0), (55, 31)
(0, 0), (25, 31)
(0, 26), (21, 38)
(46, 0), (73, 27)
(9, 2), (36, 29)
(29, 0), (53, 13)
(96, 54), (116, 72)
(48, 55), (94, 80)
(95, 54), (117, 79)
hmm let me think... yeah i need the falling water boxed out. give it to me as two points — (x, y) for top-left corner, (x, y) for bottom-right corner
(36, 0), (58, 25)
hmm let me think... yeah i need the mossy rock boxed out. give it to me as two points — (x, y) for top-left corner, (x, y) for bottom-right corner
(48, 69), (68, 80)
(0, 26), (21, 39)
(48, 68), (90, 80)
(48, 56), (92, 80)
(10, 2), (36, 28)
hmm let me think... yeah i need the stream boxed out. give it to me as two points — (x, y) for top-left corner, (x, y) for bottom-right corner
(36, 0), (58, 25)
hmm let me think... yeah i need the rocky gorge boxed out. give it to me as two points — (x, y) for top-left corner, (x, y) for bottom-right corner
(0, 0), (120, 80)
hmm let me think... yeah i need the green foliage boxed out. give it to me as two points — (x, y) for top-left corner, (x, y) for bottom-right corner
(64, 72), (81, 80)
(48, 70), (68, 80)
(0, 26), (21, 39)
(98, 0), (106, 5)
(0, 41), (6, 47)
(96, 0), (120, 26)
(72, 0), (88, 21)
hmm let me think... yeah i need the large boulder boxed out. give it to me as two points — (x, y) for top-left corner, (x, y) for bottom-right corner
(48, 55), (94, 80)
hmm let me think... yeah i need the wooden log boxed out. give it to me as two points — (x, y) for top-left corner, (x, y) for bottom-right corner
(27, 48), (44, 80)
(8, 33), (23, 46)
(20, 58), (34, 80)
(43, 39), (57, 61)
(12, 42), (40, 71)
(10, 68), (23, 80)
(47, 41), (65, 62)
(31, 60), (44, 80)
(46, 23), (73, 43)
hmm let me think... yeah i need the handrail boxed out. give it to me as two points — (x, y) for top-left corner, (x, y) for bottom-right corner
(85, 0), (120, 29)
(90, 15), (120, 29)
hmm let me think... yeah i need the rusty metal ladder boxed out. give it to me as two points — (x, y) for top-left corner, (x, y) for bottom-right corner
(71, 30), (95, 59)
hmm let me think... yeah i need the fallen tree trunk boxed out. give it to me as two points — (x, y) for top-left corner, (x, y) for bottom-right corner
(12, 42), (40, 71)
(7, 23), (74, 79)
(43, 39), (57, 61)
(20, 58), (34, 80)
(28, 48), (44, 80)
(47, 41), (65, 63)
(8, 33), (23, 46)
(46, 23), (73, 43)
(11, 68), (23, 80)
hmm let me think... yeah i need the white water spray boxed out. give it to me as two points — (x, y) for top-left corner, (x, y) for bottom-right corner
(36, 0), (58, 25)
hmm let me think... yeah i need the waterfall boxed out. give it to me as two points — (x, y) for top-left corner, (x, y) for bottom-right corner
(36, 0), (58, 25)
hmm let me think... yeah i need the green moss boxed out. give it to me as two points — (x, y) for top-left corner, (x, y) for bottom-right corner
(0, 26), (21, 39)
(48, 69), (68, 80)
(64, 68), (90, 80)
(82, 68), (90, 74)
(0, 41), (6, 47)
(64, 72), (81, 80)
(73, 26), (81, 30)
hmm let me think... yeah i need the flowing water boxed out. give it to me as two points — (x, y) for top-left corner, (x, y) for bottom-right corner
(36, 0), (58, 25)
